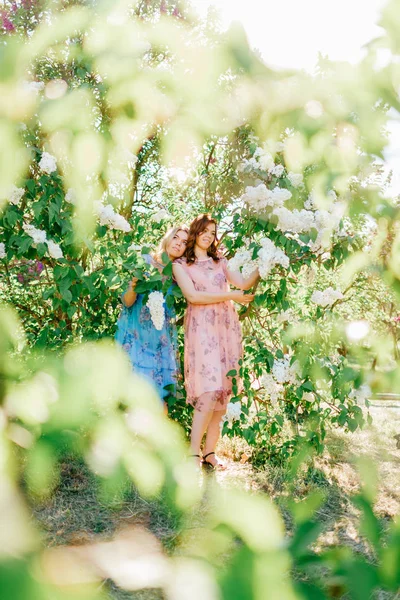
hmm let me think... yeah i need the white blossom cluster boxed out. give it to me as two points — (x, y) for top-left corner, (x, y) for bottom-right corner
(253, 147), (274, 171)
(47, 239), (64, 259)
(7, 185), (25, 206)
(272, 356), (301, 385)
(273, 207), (315, 234)
(272, 202), (344, 246)
(310, 287), (343, 307)
(23, 223), (47, 245)
(65, 188), (76, 204)
(39, 152), (57, 174)
(242, 183), (292, 213)
(257, 237), (289, 278)
(239, 143), (303, 189)
(94, 202), (131, 232)
(151, 209), (170, 223)
(270, 164), (285, 177)
(277, 309), (297, 324)
(22, 223), (63, 259)
(127, 243), (141, 253)
(309, 204), (345, 253)
(146, 291), (165, 330)
(241, 170), (344, 254)
(287, 172), (303, 187)
(227, 248), (257, 279)
(224, 401), (242, 423)
(228, 237), (289, 280)
(260, 354), (301, 406)
(349, 384), (371, 406)
(0, 242), (6, 259)
(260, 372), (283, 406)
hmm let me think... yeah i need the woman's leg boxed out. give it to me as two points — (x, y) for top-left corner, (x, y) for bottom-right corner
(203, 409), (226, 467)
(190, 408), (213, 458)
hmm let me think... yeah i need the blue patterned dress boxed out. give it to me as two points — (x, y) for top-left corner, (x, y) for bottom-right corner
(115, 254), (179, 399)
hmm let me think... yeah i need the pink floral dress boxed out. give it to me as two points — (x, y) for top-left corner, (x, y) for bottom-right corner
(175, 256), (242, 412)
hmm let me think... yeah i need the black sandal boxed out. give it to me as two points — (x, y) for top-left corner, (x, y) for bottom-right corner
(202, 452), (226, 471)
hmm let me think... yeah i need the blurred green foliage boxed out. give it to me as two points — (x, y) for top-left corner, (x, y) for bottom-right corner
(1, 0), (400, 598)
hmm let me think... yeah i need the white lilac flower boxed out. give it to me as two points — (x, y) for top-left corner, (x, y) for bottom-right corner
(39, 151), (57, 174)
(310, 287), (343, 308)
(260, 372), (282, 405)
(95, 202), (132, 232)
(277, 309), (293, 323)
(257, 237), (289, 278)
(287, 172), (303, 187)
(228, 238), (289, 280)
(242, 183), (273, 212)
(127, 243), (141, 252)
(272, 207), (315, 234)
(8, 185), (25, 206)
(269, 164), (285, 178)
(151, 209), (170, 223)
(242, 260), (259, 278)
(224, 402), (242, 423)
(22, 223), (47, 245)
(271, 186), (292, 204)
(304, 194), (315, 210)
(65, 188), (76, 204)
(349, 384), (371, 405)
(240, 157), (259, 172)
(146, 291), (165, 331)
(46, 240), (63, 259)
(228, 248), (252, 272)
(0, 243), (6, 259)
(253, 147), (274, 171)
(272, 356), (301, 385)
(97, 203), (115, 225)
(242, 183), (291, 213)
(111, 212), (131, 232)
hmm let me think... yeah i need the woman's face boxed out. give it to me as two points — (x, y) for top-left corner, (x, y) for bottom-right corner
(166, 229), (188, 259)
(196, 222), (216, 251)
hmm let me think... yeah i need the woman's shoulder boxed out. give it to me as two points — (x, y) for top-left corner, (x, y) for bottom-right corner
(173, 257), (187, 265)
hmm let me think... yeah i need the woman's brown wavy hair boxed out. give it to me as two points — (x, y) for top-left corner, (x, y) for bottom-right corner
(185, 213), (220, 265)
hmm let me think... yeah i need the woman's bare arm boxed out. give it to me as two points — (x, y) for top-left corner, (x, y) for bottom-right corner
(173, 264), (254, 305)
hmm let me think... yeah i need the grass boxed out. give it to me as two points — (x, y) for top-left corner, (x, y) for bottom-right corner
(31, 403), (400, 599)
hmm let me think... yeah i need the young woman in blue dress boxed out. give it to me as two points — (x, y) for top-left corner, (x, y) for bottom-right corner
(115, 225), (189, 405)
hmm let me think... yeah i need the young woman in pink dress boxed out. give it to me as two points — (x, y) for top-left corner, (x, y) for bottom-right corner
(173, 214), (259, 469)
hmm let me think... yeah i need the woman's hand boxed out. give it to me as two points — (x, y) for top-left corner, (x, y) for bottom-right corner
(123, 277), (139, 307)
(231, 291), (255, 304)
(128, 276), (139, 291)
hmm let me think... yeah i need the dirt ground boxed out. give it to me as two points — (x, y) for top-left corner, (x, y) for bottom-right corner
(32, 402), (400, 599)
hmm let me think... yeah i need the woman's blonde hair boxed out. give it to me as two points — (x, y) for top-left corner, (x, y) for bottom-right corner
(152, 224), (189, 263)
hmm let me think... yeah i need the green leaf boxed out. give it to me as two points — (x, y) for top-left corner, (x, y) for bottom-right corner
(290, 520), (323, 558)
(302, 380), (314, 392)
(226, 370), (237, 377)
(61, 288), (72, 303)
(162, 261), (173, 277)
(345, 559), (379, 600)
(36, 243), (47, 257)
